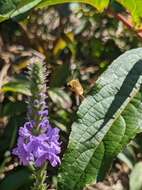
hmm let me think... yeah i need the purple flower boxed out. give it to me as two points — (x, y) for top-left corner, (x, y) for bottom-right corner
(13, 137), (34, 165)
(39, 119), (49, 130)
(13, 111), (61, 167)
(38, 109), (48, 117)
(19, 122), (33, 137)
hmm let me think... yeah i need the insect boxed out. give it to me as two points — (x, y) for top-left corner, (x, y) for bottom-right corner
(67, 79), (84, 105)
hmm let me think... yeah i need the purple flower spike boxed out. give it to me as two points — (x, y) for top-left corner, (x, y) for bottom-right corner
(13, 118), (61, 167)
(12, 63), (61, 169)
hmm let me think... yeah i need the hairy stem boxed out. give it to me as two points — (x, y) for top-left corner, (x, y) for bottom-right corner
(32, 163), (47, 190)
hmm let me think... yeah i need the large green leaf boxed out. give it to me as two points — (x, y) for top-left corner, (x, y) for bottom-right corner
(0, 0), (109, 22)
(58, 48), (142, 190)
(37, 0), (109, 12)
(116, 0), (142, 25)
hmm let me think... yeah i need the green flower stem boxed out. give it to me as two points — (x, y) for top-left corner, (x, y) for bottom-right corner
(32, 163), (48, 190)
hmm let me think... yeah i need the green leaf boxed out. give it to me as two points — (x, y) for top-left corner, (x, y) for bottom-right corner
(0, 115), (25, 153)
(58, 48), (142, 190)
(48, 88), (72, 109)
(2, 101), (26, 116)
(0, 14), (8, 22)
(38, 0), (109, 12)
(116, 0), (142, 25)
(118, 152), (133, 170)
(0, 168), (32, 190)
(0, 0), (21, 15)
(0, 0), (41, 22)
(130, 162), (142, 190)
(0, 0), (109, 23)
(2, 77), (31, 96)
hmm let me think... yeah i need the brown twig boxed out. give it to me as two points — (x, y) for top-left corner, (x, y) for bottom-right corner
(107, 9), (142, 39)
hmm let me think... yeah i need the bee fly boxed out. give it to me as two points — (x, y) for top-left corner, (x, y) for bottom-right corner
(67, 79), (84, 105)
